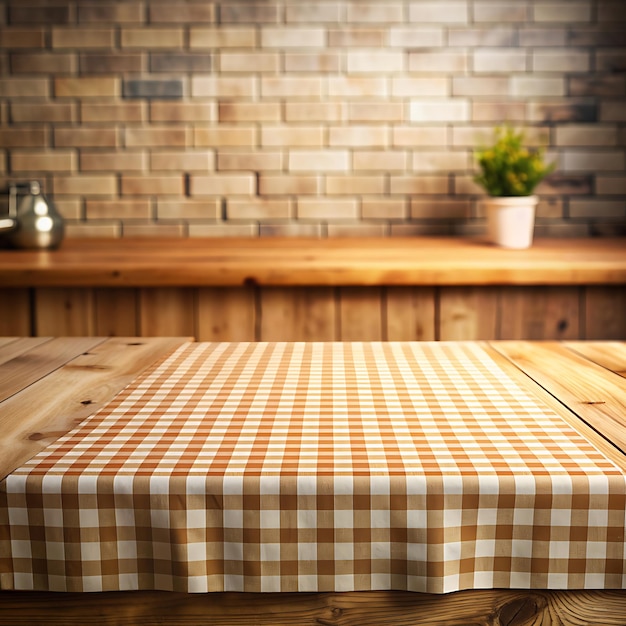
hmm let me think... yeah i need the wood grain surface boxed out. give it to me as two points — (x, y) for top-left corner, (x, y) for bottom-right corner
(0, 237), (624, 287)
(1, 589), (625, 626)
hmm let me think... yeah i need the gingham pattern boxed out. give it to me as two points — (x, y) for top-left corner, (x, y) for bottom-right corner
(1, 342), (625, 593)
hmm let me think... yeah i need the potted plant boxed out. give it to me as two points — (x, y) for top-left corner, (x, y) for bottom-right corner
(474, 126), (555, 249)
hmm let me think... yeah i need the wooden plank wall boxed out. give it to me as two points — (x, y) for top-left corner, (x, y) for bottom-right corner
(0, 285), (624, 340)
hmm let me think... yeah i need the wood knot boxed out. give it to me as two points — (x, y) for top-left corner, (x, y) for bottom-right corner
(28, 432), (44, 441)
(81, 399), (94, 405)
(498, 595), (543, 625)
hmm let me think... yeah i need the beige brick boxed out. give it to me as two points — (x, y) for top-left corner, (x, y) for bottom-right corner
(219, 52), (280, 73)
(261, 77), (323, 98)
(473, 49), (527, 73)
(555, 125), (617, 147)
(569, 199), (625, 219)
(536, 174), (591, 196)
(150, 102), (216, 123)
(297, 199), (359, 220)
(80, 151), (146, 172)
(195, 126), (256, 147)
(289, 150), (349, 172)
(511, 76), (566, 97)
(227, 199), (292, 220)
(353, 150), (408, 171)
(0, 78), (49, 98)
(411, 200), (470, 219)
(392, 126), (448, 147)
(0, 128), (47, 148)
(347, 3), (403, 23)
(348, 102), (404, 122)
(453, 174), (486, 195)
(218, 102), (281, 122)
(190, 28), (256, 49)
(123, 224), (187, 238)
(81, 103), (146, 123)
(121, 175), (184, 196)
(285, 5), (342, 23)
(596, 176), (626, 195)
(52, 28), (115, 49)
(55, 77), (119, 98)
(362, 198), (407, 219)
(533, 2), (592, 22)
(150, 151), (214, 172)
(217, 151), (283, 171)
(391, 77), (448, 97)
(260, 224), (323, 237)
(121, 28), (184, 49)
(261, 126), (324, 147)
(562, 150), (625, 172)
(53, 174), (117, 196)
(10, 52), (76, 74)
(409, 2), (469, 23)
(284, 52), (341, 73)
(125, 127), (188, 148)
(473, 2), (529, 22)
(191, 174), (256, 196)
(412, 150), (469, 172)
(328, 223), (387, 237)
(453, 77), (510, 97)
(601, 102), (626, 122)
(328, 28), (386, 47)
(388, 27), (443, 48)
(65, 223), (122, 239)
(260, 28), (325, 48)
(390, 176), (448, 195)
(452, 126), (549, 147)
(329, 126), (388, 147)
(11, 150), (76, 172)
(149, 3), (215, 23)
(347, 51), (404, 73)
(53, 199), (82, 221)
(450, 26), (518, 46)
(409, 51), (467, 73)
(220, 4), (280, 24)
(192, 76), (255, 98)
(55, 128), (118, 148)
(472, 101), (526, 122)
(533, 50), (590, 72)
(410, 99), (469, 122)
(78, 3), (144, 24)
(0, 28), (45, 48)
(326, 175), (385, 195)
(11, 103), (76, 123)
(259, 175), (320, 195)
(86, 200), (152, 220)
(285, 102), (344, 122)
(157, 199), (221, 220)
(328, 77), (387, 98)
(189, 224), (257, 237)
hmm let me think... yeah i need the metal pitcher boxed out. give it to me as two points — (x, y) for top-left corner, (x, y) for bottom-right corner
(0, 181), (64, 249)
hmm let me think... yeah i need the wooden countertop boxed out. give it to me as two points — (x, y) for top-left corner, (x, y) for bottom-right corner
(0, 237), (624, 287)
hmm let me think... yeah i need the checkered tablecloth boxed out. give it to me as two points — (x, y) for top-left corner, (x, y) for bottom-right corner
(1, 342), (625, 593)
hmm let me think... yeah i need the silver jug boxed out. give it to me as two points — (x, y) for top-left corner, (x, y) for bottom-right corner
(0, 181), (64, 249)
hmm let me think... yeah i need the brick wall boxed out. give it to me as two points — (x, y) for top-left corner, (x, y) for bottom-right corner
(0, 0), (625, 239)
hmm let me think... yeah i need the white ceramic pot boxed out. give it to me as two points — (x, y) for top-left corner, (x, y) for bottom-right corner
(482, 195), (538, 249)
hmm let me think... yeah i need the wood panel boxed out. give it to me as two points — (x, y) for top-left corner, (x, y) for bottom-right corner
(0, 337), (189, 482)
(0, 288), (31, 335)
(564, 341), (626, 379)
(339, 287), (383, 341)
(584, 286), (626, 339)
(0, 337), (50, 366)
(260, 287), (336, 341)
(34, 288), (95, 336)
(94, 288), (139, 336)
(197, 287), (256, 341)
(139, 288), (196, 337)
(438, 287), (499, 340)
(499, 286), (580, 339)
(386, 287), (436, 341)
(491, 341), (626, 456)
(1, 589), (625, 626)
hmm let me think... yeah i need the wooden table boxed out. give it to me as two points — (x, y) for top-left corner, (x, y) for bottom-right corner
(1, 337), (625, 625)
(0, 237), (624, 341)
